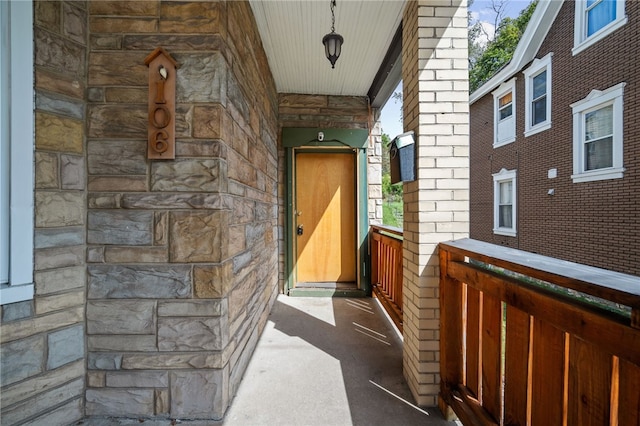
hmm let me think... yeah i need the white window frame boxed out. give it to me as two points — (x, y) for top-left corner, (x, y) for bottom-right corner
(573, 0), (627, 56)
(492, 168), (517, 237)
(523, 53), (552, 137)
(0, 1), (35, 305)
(492, 78), (516, 147)
(570, 82), (625, 183)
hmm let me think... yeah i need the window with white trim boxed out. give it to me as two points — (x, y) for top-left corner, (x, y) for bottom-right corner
(523, 53), (552, 137)
(492, 79), (516, 147)
(570, 82), (625, 183)
(573, 0), (627, 56)
(493, 169), (516, 237)
(1, 1), (35, 305)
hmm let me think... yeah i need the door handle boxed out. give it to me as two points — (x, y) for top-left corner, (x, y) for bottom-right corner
(297, 225), (304, 235)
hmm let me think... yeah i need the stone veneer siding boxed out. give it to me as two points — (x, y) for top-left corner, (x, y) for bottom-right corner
(0, 1), (88, 424)
(369, 121), (384, 226)
(84, 1), (279, 420)
(0, 0), (472, 422)
(401, 0), (469, 406)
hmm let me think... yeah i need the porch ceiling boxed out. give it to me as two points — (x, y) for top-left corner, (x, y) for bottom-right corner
(249, 0), (405, 98)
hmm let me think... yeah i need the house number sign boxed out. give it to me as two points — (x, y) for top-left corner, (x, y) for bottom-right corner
(144, 47), (179, 160)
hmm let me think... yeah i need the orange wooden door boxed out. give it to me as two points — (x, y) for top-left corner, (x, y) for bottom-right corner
(295, 152), (356, 284)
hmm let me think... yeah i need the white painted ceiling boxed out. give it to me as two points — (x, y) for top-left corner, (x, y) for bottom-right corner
(249, 0), (405, 96)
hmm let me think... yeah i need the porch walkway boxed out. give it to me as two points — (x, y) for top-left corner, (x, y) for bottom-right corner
(223, 295), (455, 426)
(82, 295), (456, 426)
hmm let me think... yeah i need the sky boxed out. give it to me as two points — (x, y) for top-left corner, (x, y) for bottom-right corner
(378, 0), (531, 139)
(379, 82), (404, 140)
(469, 0), (532, 44)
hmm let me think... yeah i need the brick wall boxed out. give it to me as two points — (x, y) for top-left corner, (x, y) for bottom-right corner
(402, 0), (469, 407)
(401, 1), (421, 401)
(84, 1), (279, 420)
(470, 1), (640, 276)
(0, 1), (88, 424)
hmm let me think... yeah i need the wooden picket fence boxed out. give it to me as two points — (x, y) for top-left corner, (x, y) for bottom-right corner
(370, 225), (404, 332)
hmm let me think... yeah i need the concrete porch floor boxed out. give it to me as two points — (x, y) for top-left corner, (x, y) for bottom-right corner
(82, 295), (457, 426)
(223, 295), (456, 426)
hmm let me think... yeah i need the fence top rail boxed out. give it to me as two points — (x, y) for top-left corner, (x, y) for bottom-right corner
(370, 224), (403, 239)
(440, 238), (640, 309)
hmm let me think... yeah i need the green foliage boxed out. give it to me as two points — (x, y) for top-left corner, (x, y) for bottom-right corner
(381, 133), (391, 176)
(382, 174), (403, 200)
(468, 0), (485, 69)
(383, 201), (403, 228)
(468, 22), (485, 69)
(382, 173), (392, 198)
(469, 0), (538, 93)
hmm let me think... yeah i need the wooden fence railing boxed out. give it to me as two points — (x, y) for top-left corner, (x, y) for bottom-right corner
(370, 225), (403, 332)
(439, 239), (640, 426)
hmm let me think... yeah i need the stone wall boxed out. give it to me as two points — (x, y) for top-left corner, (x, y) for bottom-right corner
(368, 121), (384, 226)
(279, 93), (370, 129)
(84, 1), (279, 420)
(0, 1), (88, 424)
(401, 0), (469, 407)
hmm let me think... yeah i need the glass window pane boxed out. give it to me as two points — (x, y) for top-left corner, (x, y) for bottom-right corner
(499, 205), (512, 228)
(585, 105), (613, 141)
(499, 104), (512, 121)
(499, 92), (512, 108)
(499, 181), (512, 204)
(587, 0), (616, 36)
(533, 71), (546, 99)
(1, 1), (9, 284)
(532, 98), (546, 125)
(585, 137), (613, 170)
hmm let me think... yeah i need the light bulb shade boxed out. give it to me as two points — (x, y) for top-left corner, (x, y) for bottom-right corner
(322, 32), (344, 68)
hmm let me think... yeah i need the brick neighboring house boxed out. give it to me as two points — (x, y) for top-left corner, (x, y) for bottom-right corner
(470, 0), (640, 276)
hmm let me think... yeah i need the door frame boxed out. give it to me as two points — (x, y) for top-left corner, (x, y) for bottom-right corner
(282, 128), (370, 296)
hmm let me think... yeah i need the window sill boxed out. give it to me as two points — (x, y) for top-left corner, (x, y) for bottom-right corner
(0, 283), (34, 305)
(524, 121), (551, 138)
(493, 228), (516, 237)
(573, 17), (628, 56)
(571, 167), (625, 183)
(493, 137), (516, 148)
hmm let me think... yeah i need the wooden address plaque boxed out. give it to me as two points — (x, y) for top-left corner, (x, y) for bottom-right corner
(144, 47), (179, 160)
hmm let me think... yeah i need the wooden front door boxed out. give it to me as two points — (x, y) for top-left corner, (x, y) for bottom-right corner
(294, 152), (356, 285)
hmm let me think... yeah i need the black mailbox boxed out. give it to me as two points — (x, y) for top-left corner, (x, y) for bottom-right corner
(389, 131), (415, 184)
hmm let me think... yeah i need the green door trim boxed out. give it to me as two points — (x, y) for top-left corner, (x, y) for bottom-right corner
(283, 127), (370, 297)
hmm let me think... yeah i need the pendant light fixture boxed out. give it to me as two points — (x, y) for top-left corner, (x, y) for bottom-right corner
(322, 0), (344, 69)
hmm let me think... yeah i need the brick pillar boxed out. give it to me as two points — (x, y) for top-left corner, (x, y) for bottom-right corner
(401, 0), (469, 406)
